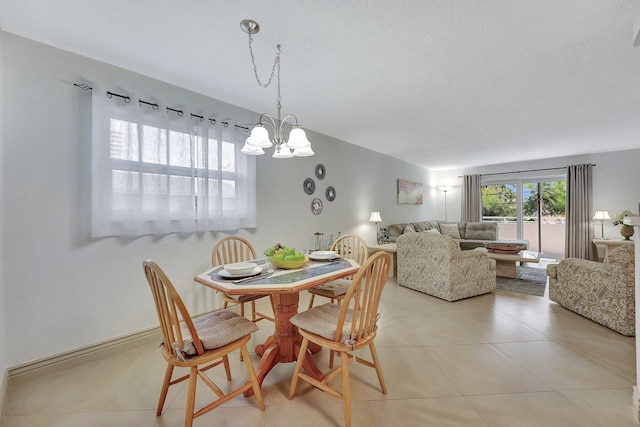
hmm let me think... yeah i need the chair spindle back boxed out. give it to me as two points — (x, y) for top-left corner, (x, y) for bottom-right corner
(143, 260), (204, 357)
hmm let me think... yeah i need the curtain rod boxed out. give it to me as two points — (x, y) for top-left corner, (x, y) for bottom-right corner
(74, 82), (250, 131)
(458, 164), (596, 178)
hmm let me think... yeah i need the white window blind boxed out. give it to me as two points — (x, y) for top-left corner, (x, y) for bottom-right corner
(91, 88), (256, 237)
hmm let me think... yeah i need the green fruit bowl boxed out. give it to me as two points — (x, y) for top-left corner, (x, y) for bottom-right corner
(270, 254), (309, 269)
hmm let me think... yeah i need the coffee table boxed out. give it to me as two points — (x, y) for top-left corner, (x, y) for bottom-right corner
(485, 250), (541, 278)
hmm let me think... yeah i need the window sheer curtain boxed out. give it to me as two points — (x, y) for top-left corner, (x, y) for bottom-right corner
(565, 164), (594, 259)
(91, 88), (256, 237)
(461, 174), (482, 222)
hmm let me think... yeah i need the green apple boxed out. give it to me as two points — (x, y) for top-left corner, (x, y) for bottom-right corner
(271, 253), (285, 261)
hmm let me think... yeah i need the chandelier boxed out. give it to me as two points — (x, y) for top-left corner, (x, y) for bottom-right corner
(239, 19), (314, 158)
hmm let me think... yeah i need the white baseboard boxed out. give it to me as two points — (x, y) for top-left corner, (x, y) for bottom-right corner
(7, 327), (162, 386)
(633, 386), (640, 423)
(0, 367), (8, 419)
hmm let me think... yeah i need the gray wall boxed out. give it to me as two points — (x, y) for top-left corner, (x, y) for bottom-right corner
(0, 33), (431, 367)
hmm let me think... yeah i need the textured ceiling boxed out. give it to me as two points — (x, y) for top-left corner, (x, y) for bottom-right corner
(1, 0), (639, 170)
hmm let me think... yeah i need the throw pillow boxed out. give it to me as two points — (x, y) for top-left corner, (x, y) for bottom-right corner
(425, 228), (441, 234)
(403, 225), (416, 234)
(439, 223), (461, 239)
(465, 222), (497, 240)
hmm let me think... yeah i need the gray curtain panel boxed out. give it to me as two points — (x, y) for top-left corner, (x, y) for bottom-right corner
(565, 164), (594, 260)
(461, 174), (482, 222)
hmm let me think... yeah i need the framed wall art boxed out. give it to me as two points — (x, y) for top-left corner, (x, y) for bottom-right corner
(397, 178), (423, 205)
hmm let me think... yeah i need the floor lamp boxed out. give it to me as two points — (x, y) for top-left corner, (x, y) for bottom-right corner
(593, 210), (610, 239)
(437, 186), (451, 221)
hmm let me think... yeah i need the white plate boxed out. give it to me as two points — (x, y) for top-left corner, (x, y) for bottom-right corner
(310, 250), (337, 259)
(218, 266), (263, 279)
(309, 255), (340, 261)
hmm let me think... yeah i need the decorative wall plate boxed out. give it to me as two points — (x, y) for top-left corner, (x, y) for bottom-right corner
(311, 198), (323, 215)
(326, 186), (336, 202)
(303, 178), (315, 195)
(315, 164), (326, 180)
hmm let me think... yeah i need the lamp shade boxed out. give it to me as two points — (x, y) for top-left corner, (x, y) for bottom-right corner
(287, 127), (311, 149)
(437, 186), (451, 192)
(593, 210), (611, 220)
(247, 124), (272, 148)
(272, 144), (293, 159)
(369, 211), (382, 223)
(240, 142), (265, 155)
(292, 145), (315, 157)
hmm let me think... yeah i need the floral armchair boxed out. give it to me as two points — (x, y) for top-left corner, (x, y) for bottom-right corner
(396, 232), (496, 301)
(547, 244), (635, 336)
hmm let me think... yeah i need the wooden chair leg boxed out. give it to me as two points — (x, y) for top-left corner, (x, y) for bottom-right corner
(308, 293), (316, 309)
(329, 350), (336, 369)
(341, 350), (351, 427)
(288, 337), (310, 399)
(241, 345), (265, 409)
(222, 354), (232, 381)
(185, 367), (198, 427)
(250, 300), (258, 322)
(369, 341), (387, 394)
(157, 364), (174, 415)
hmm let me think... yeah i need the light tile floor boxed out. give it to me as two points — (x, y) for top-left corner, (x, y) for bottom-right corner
(2, 278), (638, 427)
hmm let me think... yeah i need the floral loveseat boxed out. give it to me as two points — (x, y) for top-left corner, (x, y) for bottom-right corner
(396, 232), (496, 301)
(547, 244), (635, 336)
(387, 220), (525, 250)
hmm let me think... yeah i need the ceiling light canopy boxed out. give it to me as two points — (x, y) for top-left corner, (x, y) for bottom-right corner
(239, 19), (314, 159)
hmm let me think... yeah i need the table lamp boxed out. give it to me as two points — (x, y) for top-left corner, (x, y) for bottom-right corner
(593, 210), (610, 239)
(369, 211), (382, 244)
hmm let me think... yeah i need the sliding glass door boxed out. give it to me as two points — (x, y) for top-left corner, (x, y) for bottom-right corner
(482, 179), (565, 257)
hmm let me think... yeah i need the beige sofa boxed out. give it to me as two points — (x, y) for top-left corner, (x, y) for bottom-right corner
(396, 232), (497, 301)
(387, 220), (522, 250)
(547, 244), (635, 336)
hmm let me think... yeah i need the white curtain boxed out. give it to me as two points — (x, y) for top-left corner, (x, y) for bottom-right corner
(461, 174), (482, 222)
(91, 87), (256, 237)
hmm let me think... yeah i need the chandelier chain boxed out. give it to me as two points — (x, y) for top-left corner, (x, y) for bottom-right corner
(248, 33), (281, 89)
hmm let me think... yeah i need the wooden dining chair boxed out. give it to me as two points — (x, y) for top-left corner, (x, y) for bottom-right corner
(288, 251), (390, 427)
(142, 260), (264, 427)
(212, 236), (274, 324)
(307, 233), (369, 309)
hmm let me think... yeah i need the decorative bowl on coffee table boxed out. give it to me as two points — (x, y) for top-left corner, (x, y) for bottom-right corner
(483, 242), (527, 255)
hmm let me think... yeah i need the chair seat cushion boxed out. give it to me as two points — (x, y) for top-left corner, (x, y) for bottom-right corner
(290, 303), (353, 343)
(307, 279), (350, 298)
(181, 309), (259, 355)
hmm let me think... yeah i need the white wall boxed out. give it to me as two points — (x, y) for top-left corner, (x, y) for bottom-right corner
(1, 33), (432, 367)
(441, 150), (640, 241)
(0, 28), (7, 390)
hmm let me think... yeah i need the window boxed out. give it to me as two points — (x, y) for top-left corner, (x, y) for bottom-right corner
(482, 179), (565, 257)
(91, 90), (256, 237)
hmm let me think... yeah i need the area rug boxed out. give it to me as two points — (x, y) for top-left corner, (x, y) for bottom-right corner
(496, 266), (547, 296)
